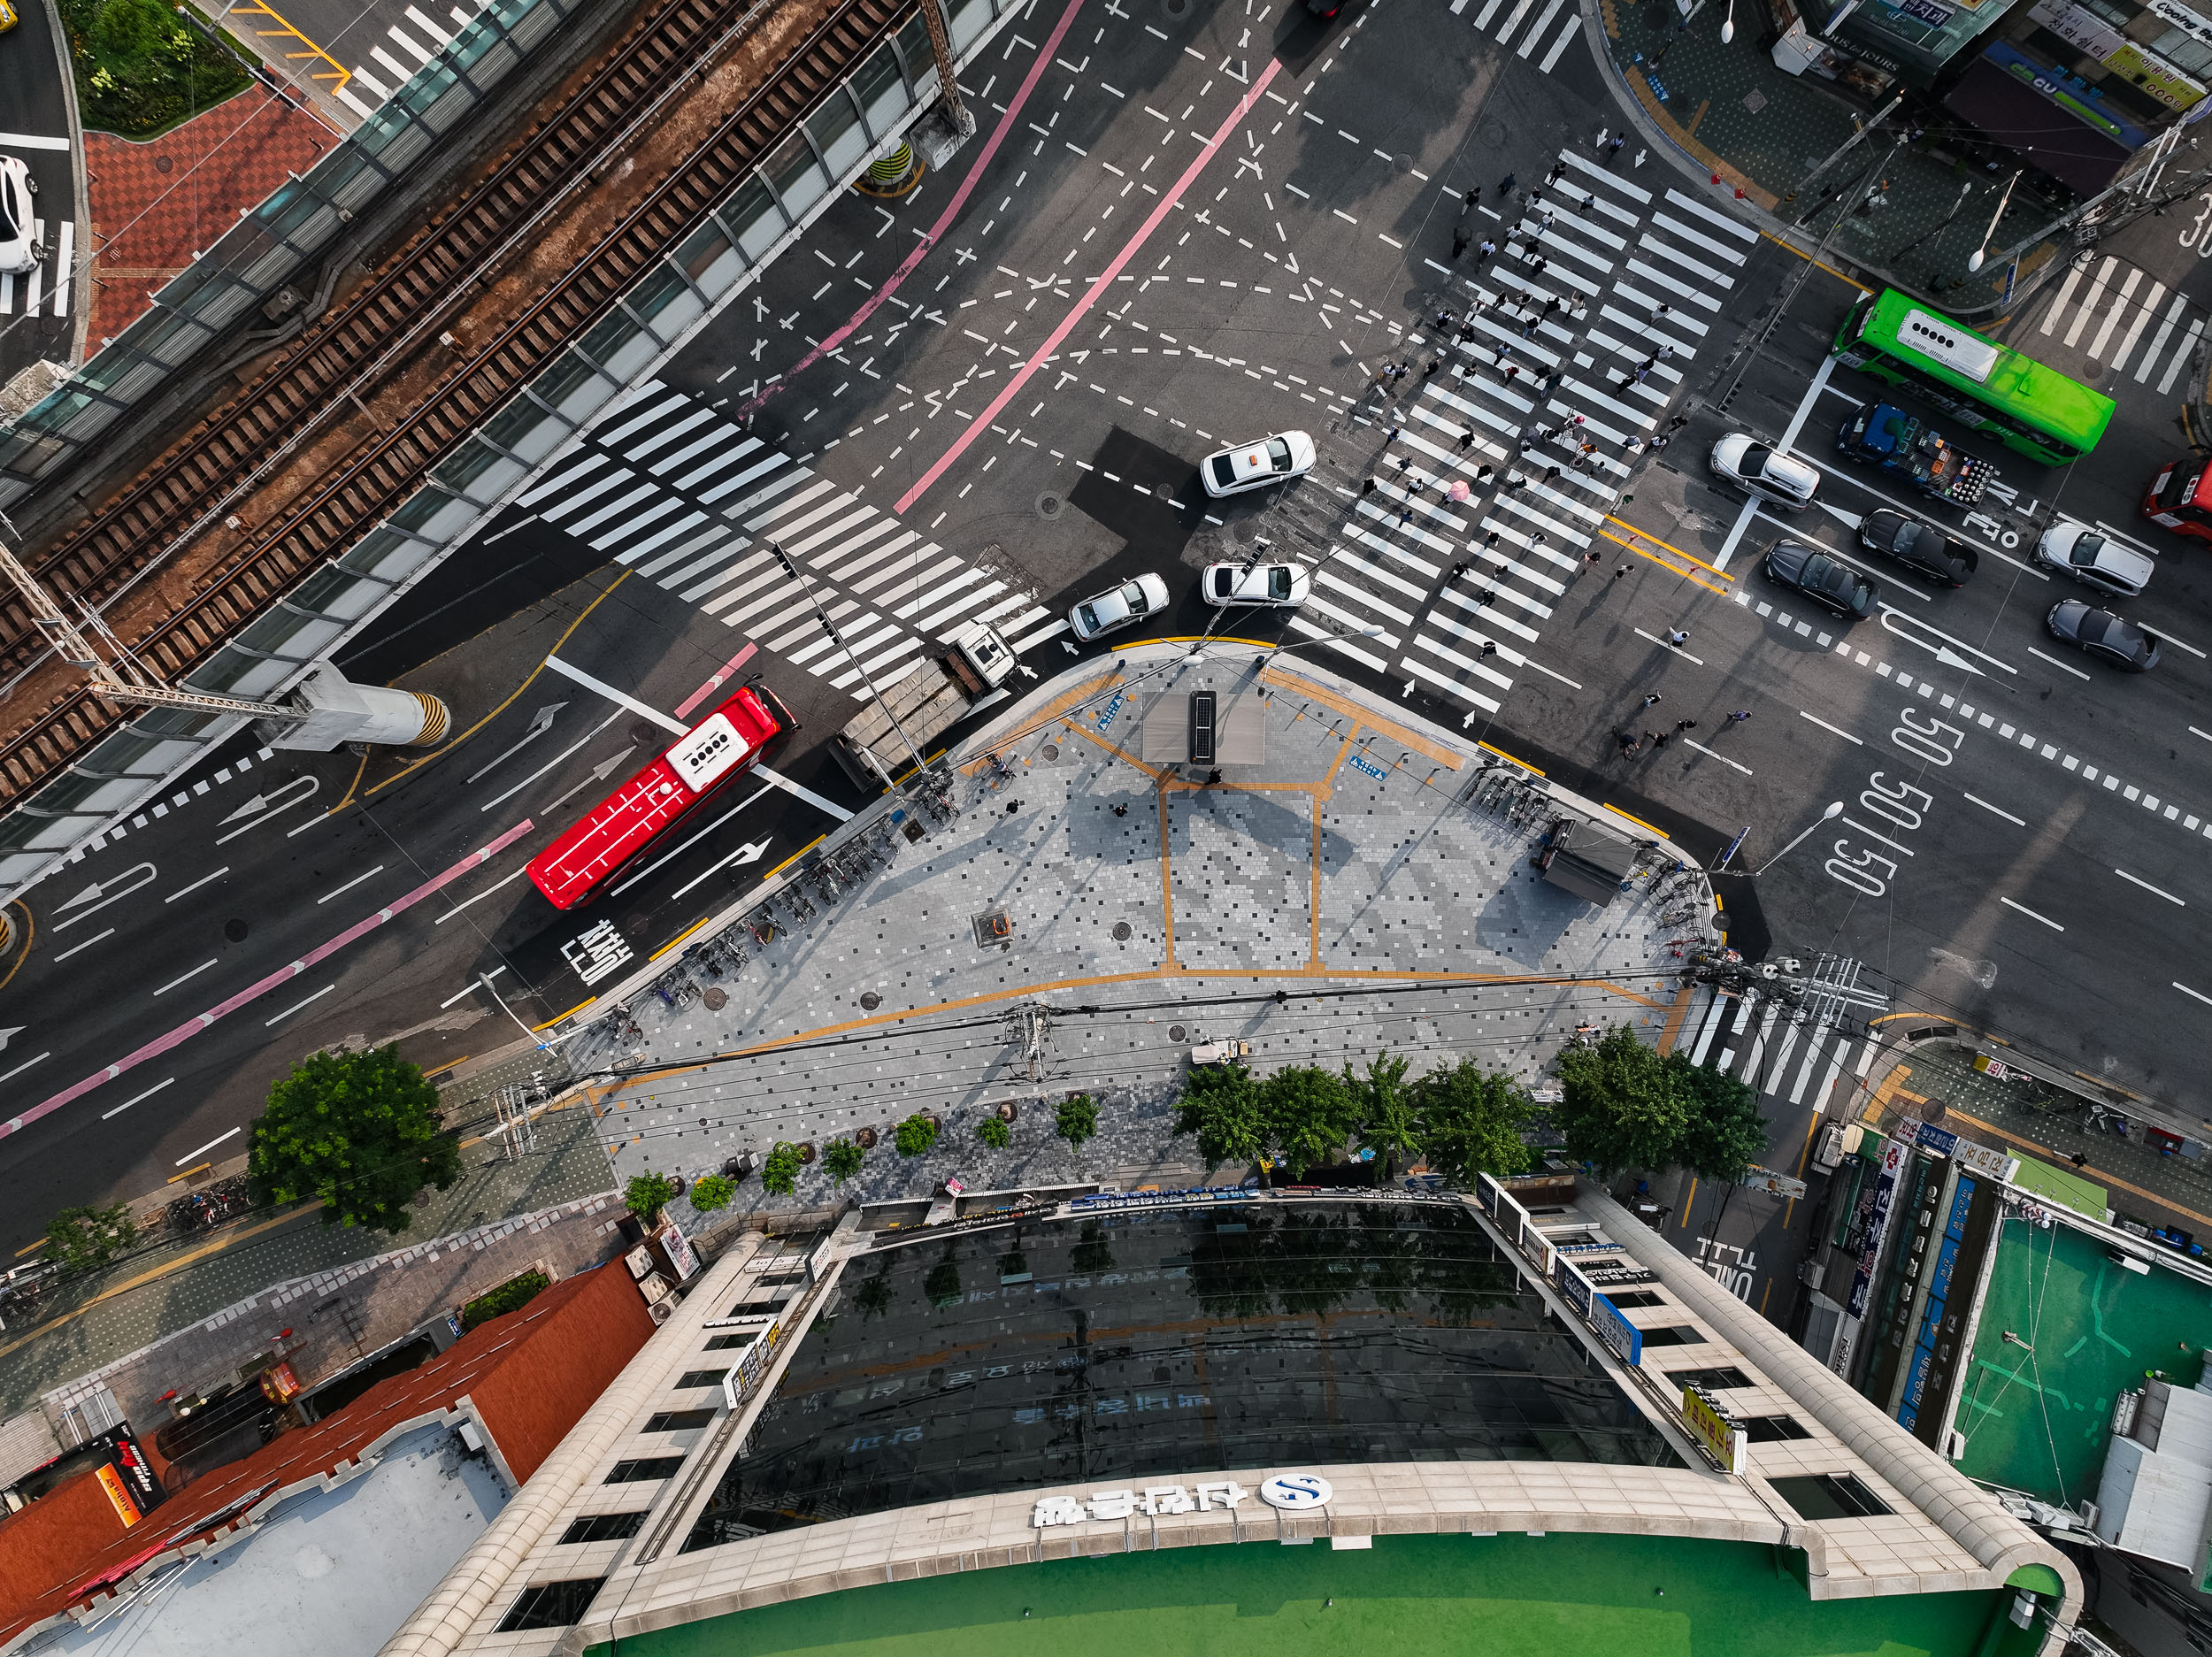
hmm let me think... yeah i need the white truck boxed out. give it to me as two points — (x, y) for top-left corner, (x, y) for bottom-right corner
(832, 621), (1015, 786)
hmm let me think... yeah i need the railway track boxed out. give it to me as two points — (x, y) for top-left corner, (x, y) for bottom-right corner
(0, 0), (907, 803)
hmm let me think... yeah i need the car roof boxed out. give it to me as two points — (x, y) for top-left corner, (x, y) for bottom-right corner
(1763, 451), (1821, 492)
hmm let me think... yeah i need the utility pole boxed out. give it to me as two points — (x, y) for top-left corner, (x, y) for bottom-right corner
(768, 541), (929, 780)
(917, 0), (972, 137)
(1009, 1001), (1051, 1084)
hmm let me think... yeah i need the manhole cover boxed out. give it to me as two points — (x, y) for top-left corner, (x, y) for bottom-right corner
(861, 991), (882, 1010)
(1041, 743), (1059, 760)
(1036, 491), (1064, 519)
(1153, 484), (1176, 501)
(630, 720), (661, 745)
(702, 986), (726, 1011)
(1394, 153), (1413, 174)
(972, 909), (1013, 947)
(1743, 89), (1768, 113)
(1112, 921), (1133, 940)
(1163, 0), (1189, 16)
(1480, 119), (1508, 149)
(1169, 1024), (1187, 1042)
(1922, 1097), (1949, 1124)
(902, 819), (926, 842)
(224, 918), (249, 942)
(154, 155), (173, 173)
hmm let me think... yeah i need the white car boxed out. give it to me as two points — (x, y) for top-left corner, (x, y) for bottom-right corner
(0, 157), (39, 278)
(1201, 560), (1310, 608)
(1068, 572), (1171, 641)
(1709, 433), (1820, 511)
(1202, 431), (1316, 497)
(2035, 518), (2153, 598)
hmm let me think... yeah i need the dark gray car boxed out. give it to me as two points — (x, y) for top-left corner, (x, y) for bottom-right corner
(2047, 599), (2160, 672)
(1858, 509), (1976, 587)
(1764, 539), (1878, 620)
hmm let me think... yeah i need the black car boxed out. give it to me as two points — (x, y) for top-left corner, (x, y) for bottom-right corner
(1858, 509), (1977, 587)
(1763, 539), (1878, 620)
(2047, 599), (2161, 672)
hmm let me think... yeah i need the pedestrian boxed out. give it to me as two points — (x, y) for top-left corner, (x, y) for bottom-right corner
(1649, 729), (1671, 750)
(2070, 1151), (2088, 1169)
(1462, 188), (1479, 217)
(1546, 465), (1563, 484)
(1504, 472), (1524, 493)
(1613, 371), (1632, 393)
(1496, 172), (1517, 196)
(1651, 303), (1671, 325)
(1424, 357), (1442, 379)
(1656, 342), (1675, 361)
(1582, 194), (1596, 214)
(1476, 587), (1496, 607)
(1635, 364), (1652, 384)
(1475, 462), (1494, 480)
(1480, 641), (1499, 657)
(1668, 413), (1689, 430)
(1667, 628), (1688, 647)
(1727, 709), (1751, 723)
(1452, 225), (1472, 259)
(1387, 425), (1403, 445)
(1675, 718), (1698, 732)
(1207, 768), (1223, 785)
(1397, 453), (1411, 473)
(1585, 550), (1601, 567)
(1460, 428), (1478, 451)
(1649, 433), (1671, 451)
(1400, 508), (1415, 527)
(1452, 561), (1471, 579)
(1505, 364), (1522, 384)
(1578, 441), (1596, 460)
(1485, 531), (1502, 548)
(1614, 564), (1631, 581)
(1532, 256), (1548, 278)
(1624, 436), (1647, 456)
(1435, 309), (1456, 331)
(1477, 237), (1496, 264)
(1641, 692), (1662, 708)
(1112, 803), (1128, 817)
(1362, 476), (1379, 495)
(1617, 731), (1640, 756)
(1604, 134), (1624, 163)
(1570, 411), (1586, 427)
(1547, 159), (1566, 185)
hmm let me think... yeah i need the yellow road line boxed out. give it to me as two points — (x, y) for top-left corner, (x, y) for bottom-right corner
(0, 899), (33, 993)
(1757, 231), (1870, 292)
(649, 915), (715, 963)
(1475, 741), (1543, 776)
(1602, 514), (1735, 581)
(1261, 665), (1463, 770)
(1596, 525), (1732, 597)
(227, 0), (351, 88)
(1600, 802), (1668, 839)
(1945, 1106), (2212, 1233)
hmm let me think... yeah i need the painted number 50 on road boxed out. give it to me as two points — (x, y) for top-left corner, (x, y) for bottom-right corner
(1825, 709), (1962, 897)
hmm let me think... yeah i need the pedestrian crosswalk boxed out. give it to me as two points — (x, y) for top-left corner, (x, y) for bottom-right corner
(1451, 0), (1584, 73)
(2020, 251), (2203, 396)
(0, 211), (70, 320)
(515, 381), (1063, 699)
(1280, 147), (1754, 718)
(1674, 981), (1882, 1109)
(229, 0), (492, 123)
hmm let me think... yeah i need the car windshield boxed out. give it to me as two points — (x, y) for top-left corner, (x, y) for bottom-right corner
(2075, 610), (2111, 646)
(1119, 580), (1148, 611)
(1810, 557), (1854, 597)
(2070, 533), (2105, 567)
(1740, 443), (1774, 476)
(1267, 438), (1293, 472)
(1209, 455), (1237, 487)
(1076, 602), (1102, 633)
(1269, 567), (1291, 600)
(1892, 522), (1924, 556)
(0, 180), (17, 241)
(1212, 568), (1233, 597)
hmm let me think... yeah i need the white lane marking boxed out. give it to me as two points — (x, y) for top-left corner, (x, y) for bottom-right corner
(479, 710), (626, 812)
(1632, 626), (1706, 664)
(442, 964), (507, 1009)
(2191, 726), (2212, 745)
(217, 774), (322, 843)
(55, 863), (158, 930)
(434, 866), (532, 924)
(2039, 261), (2086, 335)
(165, 866), (230, 904)
(153, 958), (220, 996)
(0, 1052), (52, 1085)
(1684, 739), (1749, 773)
(2115, 867), (2185, 905)
(542, 654), (687, 733)
(2177, 981), (2212, 1009)
(2160, 319), (2206, 395)
(1963, 793), (2024, 825)
(1799, 710), (1862, 745)
(2000, 895), (2064, 931)
(103, 1077), (174, 1120)
(315, 864), (387, 905)
(1538, 13), (1581, 70)
(265, 984), (338, 1026)
(1879, 605), (2016, 675)
(2135, 292), (2190, 382)
(0, 132), (72, 150)
(175, 1125), (242, 1164)
(2026, 646), (2092, 681)
(53, 928), (114, 963)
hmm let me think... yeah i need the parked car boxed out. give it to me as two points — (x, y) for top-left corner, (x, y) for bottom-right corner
(1763, 538), (1877, 619)
(1069, 572), (1171, 641)
(1710, 433), (1820, 510)
(1202, 432), (1315, 498)
(1858, 508), (1976, 587)
(0, 157), (39, 278)
(1202, 560), (1310, 607)
(2046, 598), (2160, 672)
(2036, 518), (2154, 598)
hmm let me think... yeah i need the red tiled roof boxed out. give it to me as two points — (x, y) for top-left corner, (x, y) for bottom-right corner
(0, 1261), (653, 1641)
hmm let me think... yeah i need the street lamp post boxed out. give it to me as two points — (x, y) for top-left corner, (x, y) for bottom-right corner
(1749, 801), (1846, 876)
(769, 541), (929, 779)
(1966, 170), (2021, 272)
(1720, 0), (1736, 42)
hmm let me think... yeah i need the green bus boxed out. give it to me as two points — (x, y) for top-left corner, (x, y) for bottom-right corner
(1831, 289), (2115, 467)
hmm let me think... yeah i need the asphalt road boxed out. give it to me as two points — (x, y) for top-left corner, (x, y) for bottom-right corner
(0, 0), (80, 385)
(12, 0), (2212, 1245)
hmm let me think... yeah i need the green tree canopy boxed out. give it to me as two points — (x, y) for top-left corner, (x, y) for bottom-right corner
(1171, 1062), (1263, 1170)
(624, 1171), (679, 1219)
(1055, 1093), (1098, 1151)
(687, 1173), (736, 1213)
(761, 1141), (805, 1197)
(1671, 1055), (1770, 1181)
(45, 1203), (136, 1273)
(1259, 1064), (1359, 1178)
(1410, 1059), (1535, 1185)
(247, 1047), (460, 1233)
(822, 1137), (866, 1185)
(895, 1113), (940, 1157)
(1551, 1024), (1687, 1174)
(977, 1116), (1011, 1150)
(1348, 1053), (1420, 1178)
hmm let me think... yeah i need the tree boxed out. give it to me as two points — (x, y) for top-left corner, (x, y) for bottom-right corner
(45, 1203), (136, 1273)
(247, 1047), (461, 1233)
(688, 1173), (736, 1213)
(977, 1116), (1012, 1151)
(624, 1172), (679, 1219)
(1348, 1053), (1421, 1178)
(1411, 1059), (1535, 1186)
(1259, 1064), (1359, 1178)
(924, 1249), (962, 1308)
(1670, 1055), (1769, 1181)
(761, 1141), (805, 1197)
(1551, 1024), (1686, 1174)
(895, 1113), (940, 1157)
(1171, 1062), (1263, 1170)
(1056, 1093), (1098, 1152)
(822, 1138), (866, 1185)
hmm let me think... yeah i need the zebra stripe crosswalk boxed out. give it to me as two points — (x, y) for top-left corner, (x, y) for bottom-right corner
(1279, 150), (1755, 719)
(1675, 982), (1881, 1108)
(2022, 252), (2203, 397)
(515, 382), (1058, 699)
(1454, 0), (1583, 73)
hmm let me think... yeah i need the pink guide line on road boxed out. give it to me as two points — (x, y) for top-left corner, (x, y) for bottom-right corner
(895, 58), (1285, 517)
(732, 0), (1090, 422)
(0, 820), (539, 1142)
(674, 642), (758, 719)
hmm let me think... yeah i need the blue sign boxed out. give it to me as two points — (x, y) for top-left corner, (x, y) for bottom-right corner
(1928, 1233), (1962, 1303)
(1945, 1175), (1977, 1241)
(1591, 1293), (1645, 1366)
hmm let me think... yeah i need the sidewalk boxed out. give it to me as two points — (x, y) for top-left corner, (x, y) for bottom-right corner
(0, 1070), (613, 1423)
(1594, 0), (2059, 312)
(568, 647), (1711, 1223)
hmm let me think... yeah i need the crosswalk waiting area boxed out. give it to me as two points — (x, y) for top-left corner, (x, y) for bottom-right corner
(1283, 148), (1754, 720)
(1675, 981), (1880, 1109)
(2031, 250), (2205, 395)
(516, 382), (1063, 700)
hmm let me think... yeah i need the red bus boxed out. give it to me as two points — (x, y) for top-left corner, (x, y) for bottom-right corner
(526, 683), (787, 910)
(2143, 457), (2212, 544)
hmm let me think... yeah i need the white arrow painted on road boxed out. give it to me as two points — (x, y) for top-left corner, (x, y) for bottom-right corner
(0, 1027), (22, 1053)
(542, 745), (637, 816)
(729, 839), (771, 867)
(468, 702), (567, 784)
(220, 771), (320, 825)
(669, 836), (774, 903)
(54, 863), (157, 930)
(215, 773), (322, 844)
(1878, 606), (2015, 678)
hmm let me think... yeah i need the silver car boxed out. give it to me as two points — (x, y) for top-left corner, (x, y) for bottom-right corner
(1069, 572), (1171, 641)
(0, 157), (39, 278)
(1710, 433), (1820, 511)
(2036, 518), (2153, 598)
